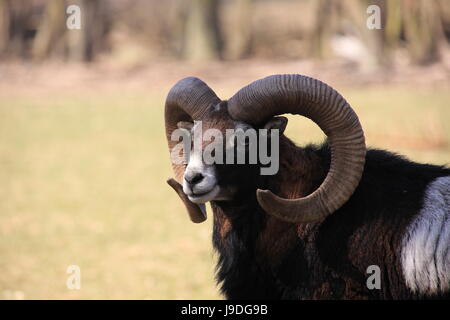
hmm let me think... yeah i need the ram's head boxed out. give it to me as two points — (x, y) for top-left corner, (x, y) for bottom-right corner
(165, 75), (366, 224)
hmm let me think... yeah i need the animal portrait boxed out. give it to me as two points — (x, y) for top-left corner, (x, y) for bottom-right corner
(165, 74), (450, 300)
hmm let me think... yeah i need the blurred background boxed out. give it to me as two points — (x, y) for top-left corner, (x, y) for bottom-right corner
(0, 0), (449, 299)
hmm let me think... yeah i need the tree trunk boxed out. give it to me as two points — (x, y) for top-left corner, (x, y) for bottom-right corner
(65, 0), (109, 62)
(183, 0), (223, 61)
(227, 0), (252, 60)
(32, 0), (65, 60)
(402, 0), (443, 64)
(340, 0), (383, 70)
(0, 0), (10, 56)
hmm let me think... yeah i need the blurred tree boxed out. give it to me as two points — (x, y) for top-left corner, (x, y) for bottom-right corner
(309, 0), (383, 70)
(66, 0), (110, 62)
(310, 0), (334, 59)
(0, 0), (10, 56)
(383, 0), (449, 65)
(339, 0), (384, 70)
(309, 0), (449, 68)
(1, 0), (38, 59)
(182, 0), (223, 61)
(402, 0), (446, 65)
(0, 0), (449, 67)
(29, 0), (110, 62)
(384, 0), (402, 49)
(227, 0), (253, 59)
(32, 0), (65, 60)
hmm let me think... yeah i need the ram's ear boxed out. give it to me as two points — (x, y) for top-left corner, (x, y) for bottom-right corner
(263, 116), (288, 134)
(167, 178), (207, 223)
(177, 121), (194, 131)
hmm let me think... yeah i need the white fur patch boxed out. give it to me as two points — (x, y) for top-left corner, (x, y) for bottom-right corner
(401, 176), (450, 295)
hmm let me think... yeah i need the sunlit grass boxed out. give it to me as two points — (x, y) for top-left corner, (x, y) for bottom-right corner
(0, 92), (219, 299)
(0, 86), (448, 299)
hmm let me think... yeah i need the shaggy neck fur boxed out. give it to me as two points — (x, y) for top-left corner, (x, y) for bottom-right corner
(211, 136), (329, 299)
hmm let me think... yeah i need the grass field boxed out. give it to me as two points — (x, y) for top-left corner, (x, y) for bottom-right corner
(0, 85), (449, 299)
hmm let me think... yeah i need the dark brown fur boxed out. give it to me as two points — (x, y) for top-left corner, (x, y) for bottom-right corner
(211, 134), (450, 299)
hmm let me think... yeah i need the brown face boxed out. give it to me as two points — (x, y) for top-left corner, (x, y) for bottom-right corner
(177, 105), (245, 204)
(176, 105), (288, 204)
(166, 75), (366, 224)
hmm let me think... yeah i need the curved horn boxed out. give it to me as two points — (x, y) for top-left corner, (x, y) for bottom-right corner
(167, 179), (206, 223)
(165, 77), (221, 222)
(228, 74), (366, 223)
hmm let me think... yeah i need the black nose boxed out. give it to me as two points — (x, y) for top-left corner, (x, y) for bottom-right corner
(185, 172), (204, 185)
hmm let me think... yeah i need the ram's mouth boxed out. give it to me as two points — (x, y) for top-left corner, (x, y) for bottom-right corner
(187, 185), (221, 203)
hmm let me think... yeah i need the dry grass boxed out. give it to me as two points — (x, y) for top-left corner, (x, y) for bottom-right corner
(0, 81), (449, 299)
